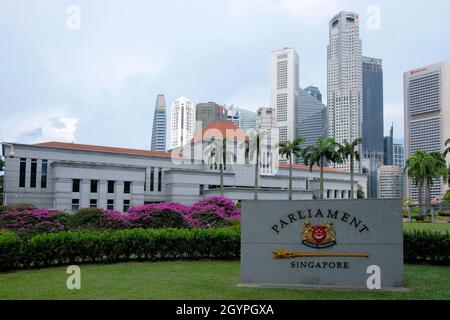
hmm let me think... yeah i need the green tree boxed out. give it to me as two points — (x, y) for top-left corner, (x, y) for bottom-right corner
(405, 151), (447, 207)
(279, 137), (305, 200)
(338, 138), (363, 199)
(357, 185), (365, 199)
(302, 137), (342, 200)
(204, 137), (234, 197)
(0, 158), (4, 172)
(443, 189), (450, 203)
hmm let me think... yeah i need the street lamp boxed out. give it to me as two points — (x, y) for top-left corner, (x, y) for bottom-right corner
(2, 143), (16, 159)
(2, 143), (15, 205)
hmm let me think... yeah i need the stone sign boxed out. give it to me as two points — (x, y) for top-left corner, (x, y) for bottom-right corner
(239, 200), (404, 290)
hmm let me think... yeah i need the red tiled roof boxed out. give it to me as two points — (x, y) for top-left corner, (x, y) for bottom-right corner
(33, 141), (174, 158)
(191, 120), (249, 143)
(278, 162), (343, 173)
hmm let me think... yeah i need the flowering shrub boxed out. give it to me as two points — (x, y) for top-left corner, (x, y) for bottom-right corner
(68, 208), (131, 231)
(187, 197), (241, 228)
(191, 197), (241, 219)
(0, 208), (66, 237)
(127, 203), (190, 229)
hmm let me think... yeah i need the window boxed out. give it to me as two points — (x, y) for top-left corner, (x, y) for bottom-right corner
(341, 190), (345, 199)
(19, 158), (26, 188)
(72, 199), (80, 211)
(327, 190), (331, 199)
(90, 199), (97, 208)
(41, 160), (48, 189)
(108, 181), (115, 194)
(199, 184), (204, 195)
(123, 200), (130, 213)
(30, 159), (37, 188)
(334, 190), (338, 199)
(348, 191), (352, 198)
(150, 168), (155, 191)
(107, 199), (114, 210)
(72, 179), (80, 193)
(157, 169), (162, 192)
(124, 181), (131, 194)
(91, 180), (98, 193)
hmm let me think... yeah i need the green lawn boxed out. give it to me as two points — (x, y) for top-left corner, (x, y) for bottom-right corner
(404, 222), (450, 234)
(0, 261), (449, 300)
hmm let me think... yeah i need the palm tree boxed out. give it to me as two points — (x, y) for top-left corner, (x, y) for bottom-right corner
(405, 151), (447, 208)
(204, 137), (234, 196)
(405, 151), (427, 207)
(279, 137), (305, 200)
(247, 131), (267, 200)
(444, 138), (450, 157)
(338, 138), (363, 199)
(302, 137), (341, 200)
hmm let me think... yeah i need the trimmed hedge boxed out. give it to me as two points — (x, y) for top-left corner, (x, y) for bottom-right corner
(1, 228), (449, 272)
(404, 230), (450, 265)
(0, 226), (240, 271)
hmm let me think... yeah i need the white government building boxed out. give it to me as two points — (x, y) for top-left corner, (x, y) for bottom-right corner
(2, 121), (367, 213)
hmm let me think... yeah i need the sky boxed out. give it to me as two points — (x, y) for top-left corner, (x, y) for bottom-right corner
(1, 0), (450, 150)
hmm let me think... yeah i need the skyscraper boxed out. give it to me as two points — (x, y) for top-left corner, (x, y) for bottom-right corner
(170, 97), (195, 149)
(384, 125), (393, 165)
(327, 12), (363, 172)
(304, 85), (322, 103)
(195, 102), (228, 131)
(151, 94), (167, 151)
(270, 48), (299, 148)
(362, 57), (384, 161)
(256, 107), (278, 174)
(393, 144), (405, 169)
(404, 61), (450, 201)
(377, 166), (404, 199)
(297, 87), (327, 156)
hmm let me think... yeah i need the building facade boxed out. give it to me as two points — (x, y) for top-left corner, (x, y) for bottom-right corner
(404, 61), (450, 201)
(151, 94), (167, 151)
(297, 87), (327, 156)
(384, 125), (394, 165)
(304, 85), (322, 103)
(270, 48), (299, 148)
(327, 12), (363, 172)
(2, 131), (367, 212)
(393, 144), (405, 169)
(377, 166), (404, 199)
(170, 97), (195, 149)
(195, 102), (228, 131)
(362, 57), (384, 162)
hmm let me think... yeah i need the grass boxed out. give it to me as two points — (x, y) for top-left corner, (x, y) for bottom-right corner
(404, 222), (450, 234)
(0, 261), (449, 300)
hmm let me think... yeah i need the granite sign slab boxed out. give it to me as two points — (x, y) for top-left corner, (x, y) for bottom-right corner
(239, 200), (404, 289)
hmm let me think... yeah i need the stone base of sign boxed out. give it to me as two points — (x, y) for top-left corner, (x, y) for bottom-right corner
(236, 283), (409, 293)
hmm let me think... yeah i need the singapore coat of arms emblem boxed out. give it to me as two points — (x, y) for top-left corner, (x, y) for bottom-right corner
(302, 220), (337, 249)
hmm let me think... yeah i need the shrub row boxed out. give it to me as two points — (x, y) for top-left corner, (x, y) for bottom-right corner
(1, 228), (449, 272)
(0, 197), (241, 237)
(0, 226), (240, 271)
(404, 230), (450, 265)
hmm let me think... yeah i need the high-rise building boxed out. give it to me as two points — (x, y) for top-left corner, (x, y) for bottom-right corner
(224, 105), (241, 128)
(377, 166), (404, 199)
(170, 97), (195, 149)
(393, 144), (405, 169)
(297, 87), (327, 155)
(384, 125), (394, 165)
(270, 48), (299, 148)
(237, 108), (257, 133)
(256, 107), (279, 174)
(327, 12), (363, 172)
(304, 85), (322, 103)
(195, 102), (228, 131)
(362, 57), (384, 162)
(404, 61), (450, 201)
(151, 94), (167, 151)
(361, 157), (383, 199)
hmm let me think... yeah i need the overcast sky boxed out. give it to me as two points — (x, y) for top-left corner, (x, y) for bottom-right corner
(1, 0), (449, 150)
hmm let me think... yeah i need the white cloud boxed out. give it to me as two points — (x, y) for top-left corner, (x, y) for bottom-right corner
(228, 0), (339, 24)
(0, 107), (78, 144)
